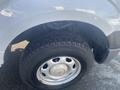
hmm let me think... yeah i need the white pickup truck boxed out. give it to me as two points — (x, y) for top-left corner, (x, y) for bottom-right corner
(0, 0), (120, 90)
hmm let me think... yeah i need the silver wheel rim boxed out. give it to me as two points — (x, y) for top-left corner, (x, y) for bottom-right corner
(36, 56), (81, 85)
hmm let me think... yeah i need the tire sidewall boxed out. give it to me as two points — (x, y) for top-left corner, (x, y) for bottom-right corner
(19, 43), (94, 90)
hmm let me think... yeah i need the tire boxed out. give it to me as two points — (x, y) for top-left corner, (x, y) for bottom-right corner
(20, 41), (95, 90)
(2, 21), (107, 90)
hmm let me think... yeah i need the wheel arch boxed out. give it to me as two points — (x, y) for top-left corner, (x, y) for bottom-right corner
(7, 20), (109, 64)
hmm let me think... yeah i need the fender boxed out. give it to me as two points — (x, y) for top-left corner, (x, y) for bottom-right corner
(8, 21), (109, 63)
(0, 11), (112, 51)
(0, 1), (112, 64)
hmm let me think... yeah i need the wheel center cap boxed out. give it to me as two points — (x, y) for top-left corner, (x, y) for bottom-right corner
(50, 64), (68, 77)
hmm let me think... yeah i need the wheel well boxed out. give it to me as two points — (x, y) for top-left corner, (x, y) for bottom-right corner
(6, 20), (109, 63)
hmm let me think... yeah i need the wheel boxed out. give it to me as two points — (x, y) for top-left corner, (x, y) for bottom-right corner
(20, 41), (95, 90)
(2, 21), (107, 90)
(18, 21), (96, 90)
